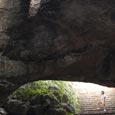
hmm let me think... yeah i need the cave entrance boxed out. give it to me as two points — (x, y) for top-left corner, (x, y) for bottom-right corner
(1, 81), (115, 115)
(73, 82), (115, 114)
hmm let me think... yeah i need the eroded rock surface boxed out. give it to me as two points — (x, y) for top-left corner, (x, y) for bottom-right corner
(0, 0), (115, 106)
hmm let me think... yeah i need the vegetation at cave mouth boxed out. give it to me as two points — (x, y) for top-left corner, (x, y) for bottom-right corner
(11, 80), (80, 114)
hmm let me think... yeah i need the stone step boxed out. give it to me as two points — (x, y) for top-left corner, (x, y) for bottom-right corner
(80, 101), (115, 103)
(80, 110), (115, 114)
(80, 108), (115, 112)
(77, 84), (115, 115)
(80, 106), (115, 108)
(80, 107), (115, 110)
(80, 98), (115, 100)
(80, 109), (115, 112)
(80, 102), (115, 104)
(79, 97), (115, 99)
(80, 112), (115, 114)
(80, 104), (115, 107)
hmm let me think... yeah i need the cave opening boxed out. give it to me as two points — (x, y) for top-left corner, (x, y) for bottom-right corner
(29, 0), (41, 16)
(1, 80), (115, 115)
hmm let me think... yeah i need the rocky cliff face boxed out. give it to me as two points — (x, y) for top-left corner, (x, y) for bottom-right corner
(0, 0), (115, 106)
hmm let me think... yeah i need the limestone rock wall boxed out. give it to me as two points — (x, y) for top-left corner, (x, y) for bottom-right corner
(0, 0), (115, 106)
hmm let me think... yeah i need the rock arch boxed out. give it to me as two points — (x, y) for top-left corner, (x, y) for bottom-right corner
(0, 0), (115, 106)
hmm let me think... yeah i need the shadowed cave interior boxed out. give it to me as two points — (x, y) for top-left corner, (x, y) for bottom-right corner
(0, 0), (115, 114)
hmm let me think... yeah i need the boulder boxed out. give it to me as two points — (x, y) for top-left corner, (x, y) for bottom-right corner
(30, 95), (41, 105)
(48, 86), (59, 91)
(42, 94), (52, 106)
(61, 103), (75, 114)
(0, 108), (7, 115)
(28, 105), (44, 115)
(5, 99), (30, 115)
(45, 108), (66, 115)
(42, 94), (60, 108)
(62, 95), (69, 103)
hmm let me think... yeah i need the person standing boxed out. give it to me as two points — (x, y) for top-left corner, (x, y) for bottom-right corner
(97, 91), (106, 111)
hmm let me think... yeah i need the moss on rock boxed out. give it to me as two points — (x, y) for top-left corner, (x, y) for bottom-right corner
(11, 80), (80, 114)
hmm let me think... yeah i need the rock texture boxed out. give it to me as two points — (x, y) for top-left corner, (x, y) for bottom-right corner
(0, 0), (115, 106)
(0, 108), (7, 115)
(5, 99), (30, 115)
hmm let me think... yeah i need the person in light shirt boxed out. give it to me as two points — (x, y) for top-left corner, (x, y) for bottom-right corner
(97, 91), (106, 111)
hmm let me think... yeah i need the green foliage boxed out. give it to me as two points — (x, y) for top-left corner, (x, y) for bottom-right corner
(12, 80), (80, 114)
(66, 112), (74, 115)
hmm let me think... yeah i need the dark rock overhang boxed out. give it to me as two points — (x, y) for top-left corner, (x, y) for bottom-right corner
(0, 0), (115, 106)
